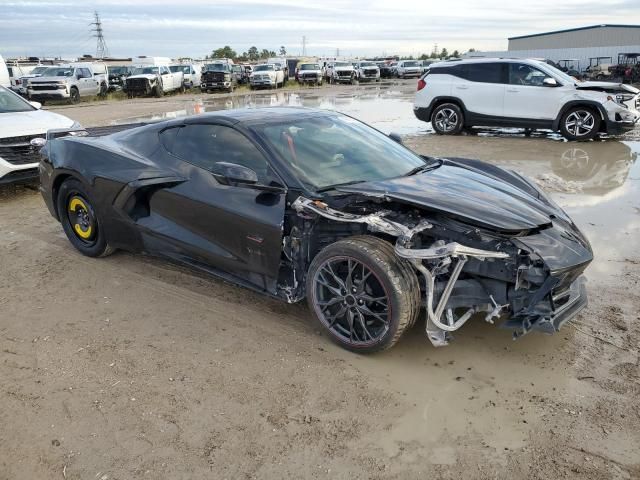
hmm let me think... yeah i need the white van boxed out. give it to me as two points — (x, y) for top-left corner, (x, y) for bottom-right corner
(0, 55), (10, 87)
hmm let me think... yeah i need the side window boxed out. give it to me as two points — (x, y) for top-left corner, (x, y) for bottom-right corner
(462, 63), (505, 83)
(83, 68), (92, 78)
(161, 124), (272, 183)
(509, 63), (548, 87)
(160, 66), (170, 75)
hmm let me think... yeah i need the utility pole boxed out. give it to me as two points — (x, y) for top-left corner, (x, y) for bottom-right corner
(90, 11), (109, 59)
(336, 48), (340, 58)
(302, 36), (307, 56)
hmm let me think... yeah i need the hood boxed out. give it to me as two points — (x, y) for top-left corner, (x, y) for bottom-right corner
(577, 81), (639, 94)
(337, 159), (559, 232)
(0, 109), (75, 138)
(251, 71), (275, 77)
(128, 74), (158, 81)
(30, 75), (71, 83)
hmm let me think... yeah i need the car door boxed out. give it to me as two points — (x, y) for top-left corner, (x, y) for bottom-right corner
(503, 63), (567, 120)
(159, 66), (172, 90)
(142, 123), (287, 292)
(451, 62), (506, 118)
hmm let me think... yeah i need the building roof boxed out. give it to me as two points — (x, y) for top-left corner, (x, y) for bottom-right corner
(509, 24), (640, 41)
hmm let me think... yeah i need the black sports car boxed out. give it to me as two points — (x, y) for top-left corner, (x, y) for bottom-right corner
(39, 107), (593, 353)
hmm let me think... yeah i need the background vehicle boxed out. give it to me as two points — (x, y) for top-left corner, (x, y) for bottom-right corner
(585, 57), (613, 80)
(13, 65), (49, 95)
(107, 65), (133, 91)
(170, 64), (202, 89)
(249, 64), (284, 89)
(201, 62), (236, 93)
(557, 59), (582, 78)
(39, 108), (592, 353)
(125, 64), (184, 97)
(26, 63), (107, 104)
(267, 57), (289, 82)
(0, 85), (76, 184)
(231, 64), (244, 84)
(396, 60), (422, 78)
(609, 53), (640, 84)
(327, 61), (356, 84)
(355, 61), (380, 82)
(414, 58), (640, 140)
(297, 63), (323, 85)
(379, 62), (396, 78)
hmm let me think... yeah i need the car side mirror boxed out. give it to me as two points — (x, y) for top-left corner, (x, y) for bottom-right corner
(77, 74), (82, 80)
(543, 77), (558, 87)
(214, 162), (258, 186)
(389, 132), (403, 144)
(30, 101), (42, 109)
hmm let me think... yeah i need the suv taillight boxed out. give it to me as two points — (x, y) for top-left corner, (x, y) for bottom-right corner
(417, 78), (426, 91)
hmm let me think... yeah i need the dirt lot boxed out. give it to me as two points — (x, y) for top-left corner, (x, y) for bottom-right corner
(1, 82), (639, 479)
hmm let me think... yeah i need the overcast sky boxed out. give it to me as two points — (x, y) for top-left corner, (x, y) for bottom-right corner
(1, 0), (639, 59)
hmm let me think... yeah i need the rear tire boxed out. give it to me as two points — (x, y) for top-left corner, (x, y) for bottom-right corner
(56, 178), (114, 258)
(560, 106), (600, 141)
(307, 236), (420, 353)
(431, 103), (464, 135)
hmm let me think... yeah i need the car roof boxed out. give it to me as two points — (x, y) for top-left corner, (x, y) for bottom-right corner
(190, 107), (333, 125)
(430, 57), (546, 67)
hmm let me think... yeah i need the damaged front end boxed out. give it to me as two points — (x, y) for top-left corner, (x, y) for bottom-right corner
(290, 190), (592, 347)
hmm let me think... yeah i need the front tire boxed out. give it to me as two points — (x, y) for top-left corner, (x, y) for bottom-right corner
(57, 178), (114, 258)
(307, 236), (420, 353)
(69, 87), (80, 104)
(560, 106), (600, 141)
(154, 83), (163, 97)
(431, 103), (464, 135)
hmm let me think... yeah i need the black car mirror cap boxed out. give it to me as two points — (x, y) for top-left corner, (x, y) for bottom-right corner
(389, 132), (403, 144)
(543, 77), (559, 87)
(214, 162), (258, 185)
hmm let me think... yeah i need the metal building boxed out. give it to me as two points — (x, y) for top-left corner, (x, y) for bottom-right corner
(467, 24), (640, 72)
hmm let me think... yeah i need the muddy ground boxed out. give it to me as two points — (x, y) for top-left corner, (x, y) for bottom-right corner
(1, 81), (639, 479)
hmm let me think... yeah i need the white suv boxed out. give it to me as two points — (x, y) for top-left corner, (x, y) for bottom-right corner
(413, 58), (640, 141)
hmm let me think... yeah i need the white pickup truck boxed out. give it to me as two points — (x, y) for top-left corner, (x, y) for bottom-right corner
(124, 65), (184, 97)
(26, 63), (108, 104)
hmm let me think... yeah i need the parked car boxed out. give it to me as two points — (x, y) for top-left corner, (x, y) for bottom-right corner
(39, 107), (593, 352)
(26, 63), (107, 104)
(0, 85), (77, 184)
(396, 60), (422, 78)
(379, 62), (396, 78)
(355, 61), (380, 82)
(249, 64), (285, 90)
(414, 58), (640, 141)
(201, 62), (236, 93)
(231, 64), (244, 84)
(327, 61), (356, 84)
(107, 65), (133, 91)
(170, 64), (202, 89)
(241, 64), (253, 84)
(297, 63), (324, 86)
(125, 65), (184, 97)
(13, 65), (49, 95)
(267, 57), (289, 82)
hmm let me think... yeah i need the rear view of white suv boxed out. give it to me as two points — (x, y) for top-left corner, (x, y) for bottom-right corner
(413, 58), (640, 140)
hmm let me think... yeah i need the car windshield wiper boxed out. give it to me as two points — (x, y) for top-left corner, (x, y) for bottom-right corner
(316, 179), (368, 193)
(405, 158), (443, 176)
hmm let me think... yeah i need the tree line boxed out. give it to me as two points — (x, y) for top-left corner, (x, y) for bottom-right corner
(206, 45), (476, 62)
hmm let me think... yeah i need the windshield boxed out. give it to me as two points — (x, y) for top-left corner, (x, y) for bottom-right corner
(360, 62), (375, 67)
(403, 61), (419, 67)
(133, 67), (159, 75)
(538, 62), (577, 84)
(0, 86), (34, 113)
(42, 67), (74, 77)
(334, 62), (350, 67)
(253, 114), (427, 190)
(30, 66), (48, 76)
(170, 65), (189, 73)
(109, 66), (129, 75)
(300, 64), (320, 70)
(254, 64), (274, 71)
(204, 63), (228, 72)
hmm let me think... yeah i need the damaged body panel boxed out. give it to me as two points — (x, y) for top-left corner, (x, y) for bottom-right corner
(40, 107), (593, 353)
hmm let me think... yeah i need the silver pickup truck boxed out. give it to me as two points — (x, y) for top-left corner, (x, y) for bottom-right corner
(26, 64), (107, 104)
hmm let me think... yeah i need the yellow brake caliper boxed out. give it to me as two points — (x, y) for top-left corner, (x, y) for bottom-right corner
(69, 197), (93, 239)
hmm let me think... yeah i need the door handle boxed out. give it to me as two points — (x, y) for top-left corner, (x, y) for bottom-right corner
(456, 85), (469, 90)
(506, 88), (519, 92)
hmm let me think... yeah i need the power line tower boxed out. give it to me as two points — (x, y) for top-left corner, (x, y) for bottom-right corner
(90, 11), (109, 59)
(302, 36), (307, 56)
